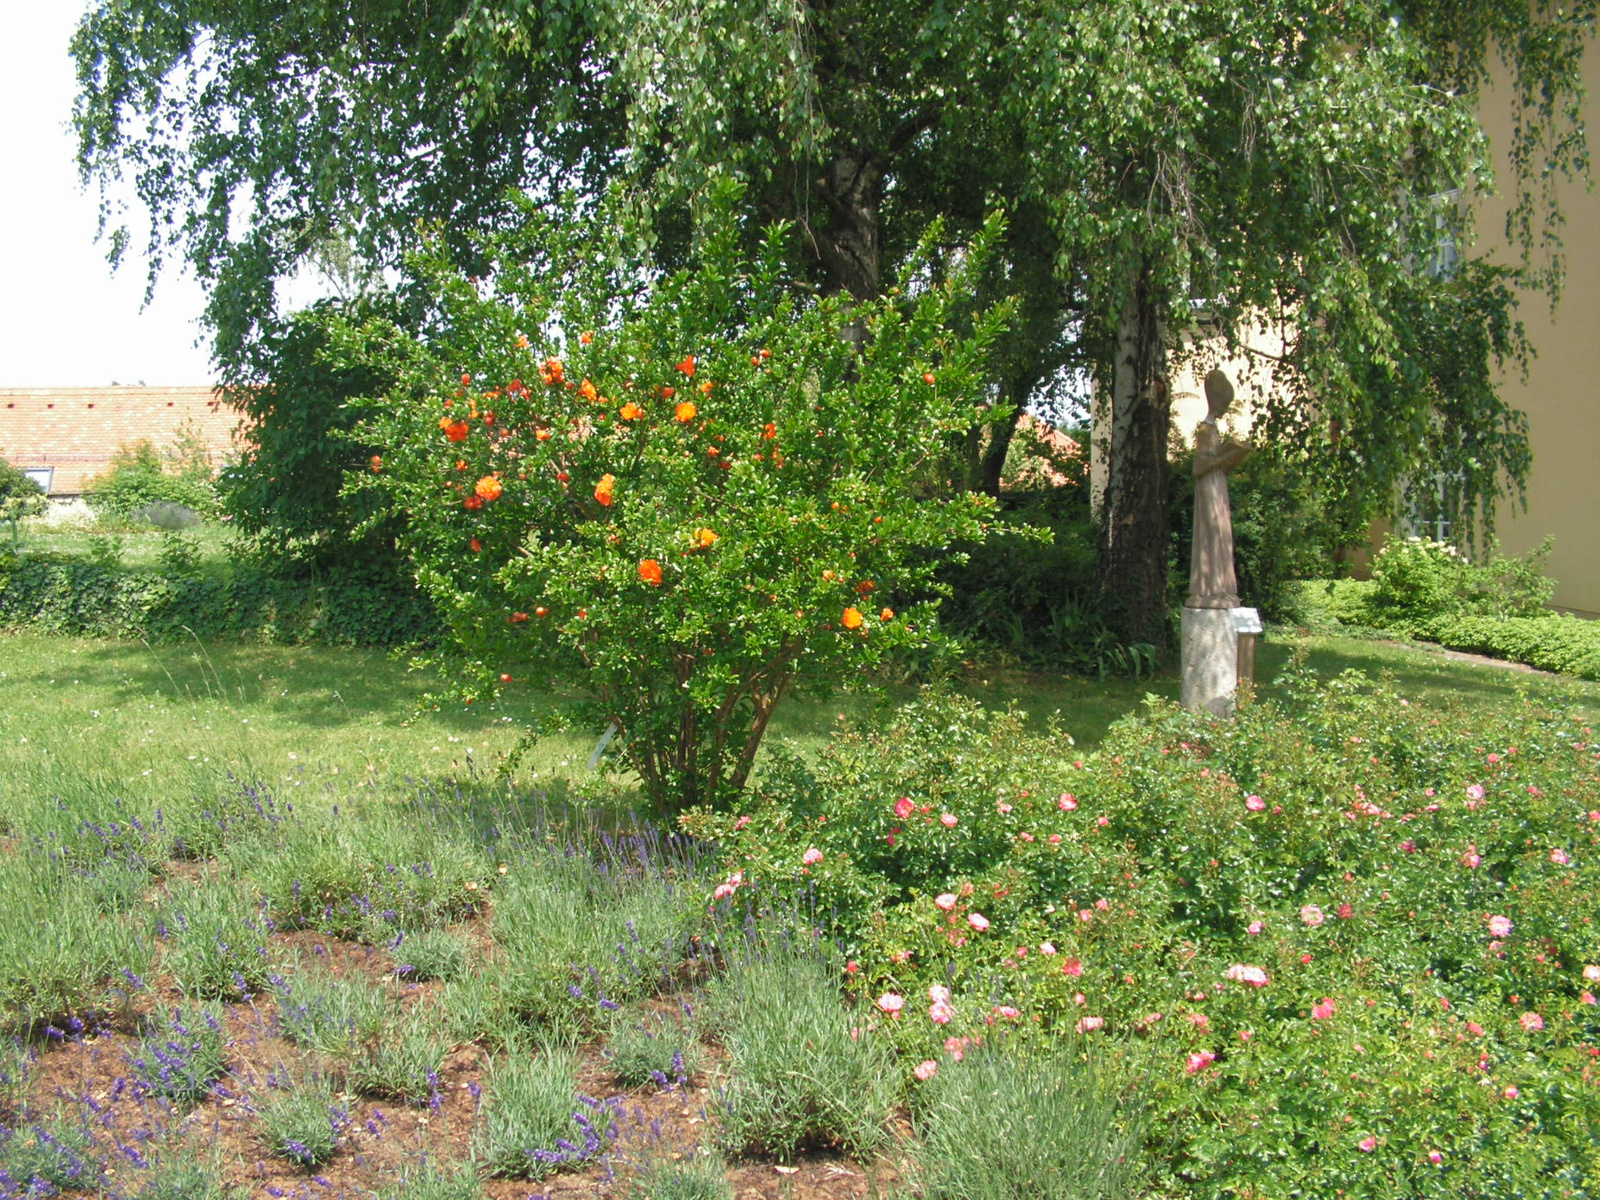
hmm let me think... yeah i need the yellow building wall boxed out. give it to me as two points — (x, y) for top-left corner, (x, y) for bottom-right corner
(1475, 51), (1600, 618)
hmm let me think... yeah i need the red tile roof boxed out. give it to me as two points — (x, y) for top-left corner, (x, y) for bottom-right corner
(0, 387), (245, 496)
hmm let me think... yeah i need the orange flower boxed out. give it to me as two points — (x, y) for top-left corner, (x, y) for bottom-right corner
(535, 606), (548, 617)
(470, 538), (482, 552)
(677, 355), (696, 377)
(515, 334), (530, 350)
(762, 422), (776, 440)
(510, 611), (529, 623)
(842, 607), (864, 630)
(460, 373), (472, 386)
(880, 607), (895, 622)
(856, 580), (875, 595)
(463, 494), (484, 510)
(690, 527), (718, 550)
(923, 372), (936, 385)
(675, 401), (698, 423)
(475, 475), (503, 501)
(580, 330), (594, 345)
(536, 427), (552, 441)
(580, 378), (599, 403)
(698, 379), (713, 395)
(540, 357), (565, 385)
(370, 455), (382, 472)
(620, 401), (643, 421)
(638, 558), (663, 586)
(440, 417), (470, 442)
(594, 474), (616, 506)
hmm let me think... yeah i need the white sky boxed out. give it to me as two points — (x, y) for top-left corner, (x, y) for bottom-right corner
(0, 3), (325, 388)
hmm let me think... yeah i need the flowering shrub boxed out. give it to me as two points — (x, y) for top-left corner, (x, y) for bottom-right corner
(346, 183), (1010, 808)
(1365, 533), (1555, 634)
(689, 670), (1600, 1195)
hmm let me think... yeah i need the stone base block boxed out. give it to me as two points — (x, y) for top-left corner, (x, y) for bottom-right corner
(1181, 606), (1237, 718)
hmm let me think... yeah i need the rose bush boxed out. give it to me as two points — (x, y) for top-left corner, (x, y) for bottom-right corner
(688, 668), (1600, 1195)
(343, 182), (1013, 809)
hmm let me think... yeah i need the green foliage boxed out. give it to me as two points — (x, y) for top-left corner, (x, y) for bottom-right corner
(156, 879), (272, 1001)
(1365, 534), (1557, 633)
(621, 1148), (733, 1200)
(380, 1161), (485, 1200)
(693, 677), (1600, 1197)
(710, 944), (898, 1162)
(83, 440), (218, 522)
(0, 1040), (30, 1117)
(0, 554), (435, 647)
(0, 454), (47, 551)
(258, 1072), (345, 1167)
(130, 1001), (230, 1104)
(219, 298), (410, 576)
(131, 1151), (239, 1200)
(603, 1007), (700, 1089)
(909, 1046), (1144, 1200)
(343, 1015), (446, 1106)
(393, 929), (469, 983)
(1425, 613), (1600, 681)
(348, 185), (1008, 810)
(472, 1047), (611, 1179)
(273, 965), (389, 1057)
(0, 1112), (99, 1193)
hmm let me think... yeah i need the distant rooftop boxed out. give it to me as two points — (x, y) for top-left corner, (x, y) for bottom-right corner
(0, 386), (243, 496)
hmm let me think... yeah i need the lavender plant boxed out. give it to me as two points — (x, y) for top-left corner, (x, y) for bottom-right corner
(0, 1112), (99, 1193)
(342, 1014), (446, 1106)
(602, 1008), (700, 1089)
(391, 928), (469, 983)
(257, 1072), (347, 1167)
(157, 878), (272, 1000)
(129, 1001), (230, 1105)
(271, 963), (387, 1056)
(130, 1149), (239, 1200)
(711, 945), (897, 1161)
(0, 1040), (29, 1116)
(472, 1045), (618, 1179)
(380, 1159), (485, 1200)
(908, 1046), (1144, 1200)
(621, 1148), (733, 1200)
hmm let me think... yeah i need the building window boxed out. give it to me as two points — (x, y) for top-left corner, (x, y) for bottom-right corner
(23, 467), (53, 494)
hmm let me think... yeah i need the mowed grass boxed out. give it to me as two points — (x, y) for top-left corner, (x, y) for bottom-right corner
(0, 627), (1595, 820)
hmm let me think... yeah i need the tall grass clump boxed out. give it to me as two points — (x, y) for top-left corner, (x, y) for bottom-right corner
(343, 1014), (445, 1105)
(129, 1001), (230, 1104)
(710, 938), (897, 1161)
(472, 1046), (617, 1179)
(0, 853), (151, 1028)
(379, 1159), (485, 1200)
(391, 928), (469, 982)
(157, 878), (272, 1000)
(257, 1072), (347, 1167)
(908, 1046), (1143, 1200)
(0, 1112), (99, 1193)
(225, 798), (489, 938)
(491, 828), (705, 1034)
(621, 1148), (733, 1200)
(129, 1148), (240, 1200)
(272, 963), (388, 1055)
(603, 1006), (699, 1089)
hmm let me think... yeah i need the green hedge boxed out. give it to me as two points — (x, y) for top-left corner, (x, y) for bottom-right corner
(0, 555), (435, 647)
(1421, 612), (1600, 680)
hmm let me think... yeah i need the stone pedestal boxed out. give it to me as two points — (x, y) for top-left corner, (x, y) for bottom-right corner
(1181, 606), (1237, 718)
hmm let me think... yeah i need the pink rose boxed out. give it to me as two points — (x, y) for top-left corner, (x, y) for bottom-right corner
(913, 1059), (938, 1081)
(994, 1005), (1020, 1020)
(1062, 957), (1083, 977)
(1245, 794), (1266, 812)
(1247, 920), (1264, 936)
(1581, 991), (1596, 1005)
(1225, 964), (1270, 987)
(929, 1000), (955, 1024)
(944, 1035), (968, 1061)
(877, 993), (904, 1017)
(1584, 964), (1600, 982)
(1186, 1012), (1210, 1031)
(1466, 783), (1486, 801)
(928, 984), (951, 1004)
(1519, 1011), (1544, 1032)
(934, 893), (957, 911)
(1487, 914), (1513, 937)
(1039, 942), (1056, 955)
(1185, 1049), (1215, 1074)
(967, 912), (990, 931)
(802, 847), (823, 865)
(1311, 998), (1336, 1021)
(1461, 847), (1481, 868)
(893, 796), (915, 819)
(1076, 1015), (1104, 1033)
(1300, 905), (1325, 928)
(940, 812), (958, 828)
(1550, 848), (1570, 865)
(1358, 1136), (1376, 1153)
(1504, 1085), (1519, 1099)
(1057, 793), (1077, 811)
(1428, 1150), (1443, 1165)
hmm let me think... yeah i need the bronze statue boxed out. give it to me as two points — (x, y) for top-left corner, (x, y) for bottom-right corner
(1187, 370), (1250, 609)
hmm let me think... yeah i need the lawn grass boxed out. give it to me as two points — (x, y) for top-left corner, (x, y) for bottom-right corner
(19, 517), (237, 573)
(1, 629), (1595, 823)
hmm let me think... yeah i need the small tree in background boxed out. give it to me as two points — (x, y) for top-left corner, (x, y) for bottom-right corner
(0, 454), (48, 550)
(83, 439), (219, 523)
(345, 184), (1013, 811)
